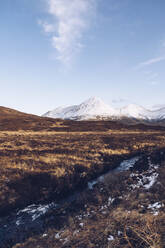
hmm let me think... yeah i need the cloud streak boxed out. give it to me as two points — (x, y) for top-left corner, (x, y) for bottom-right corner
(40, 0), (96, 64)
(137, 56), (165, 69)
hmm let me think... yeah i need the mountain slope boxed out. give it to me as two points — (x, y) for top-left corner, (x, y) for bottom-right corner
(43, 97), (165, 121)
(119, 104), (150, 119)
(43, 97), (117, 120)
(0, 106), (66, 131)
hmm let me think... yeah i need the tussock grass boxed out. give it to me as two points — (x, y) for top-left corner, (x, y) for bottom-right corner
(0, 127), (165, 216)
(12, 165), (165, 248)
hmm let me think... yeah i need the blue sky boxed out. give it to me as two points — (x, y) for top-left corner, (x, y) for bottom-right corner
(1, 0), (165, 115)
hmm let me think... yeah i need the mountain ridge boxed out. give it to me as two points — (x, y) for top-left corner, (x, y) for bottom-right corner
(43, 97), (165, 121)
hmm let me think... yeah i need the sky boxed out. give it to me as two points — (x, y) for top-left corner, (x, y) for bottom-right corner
(1, 0), (165, 115)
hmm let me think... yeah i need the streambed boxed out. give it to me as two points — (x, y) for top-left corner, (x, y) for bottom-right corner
(0, 157), (140, 248)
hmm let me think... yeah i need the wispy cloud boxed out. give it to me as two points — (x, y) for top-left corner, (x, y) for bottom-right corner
(137, 56), (165, 69)
(39, 0), (96, 64)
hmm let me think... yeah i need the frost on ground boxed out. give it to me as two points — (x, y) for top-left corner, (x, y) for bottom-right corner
(16, 202), (57, 225)
(79, 223), (84, 228)
(107, 235), (114, 241)
(55, 231), (69, 245)
(130, 162), (159, 190)
(108, 197), (115, 206)
(148, 202), (164, 216)
(55, 233), (61, 239)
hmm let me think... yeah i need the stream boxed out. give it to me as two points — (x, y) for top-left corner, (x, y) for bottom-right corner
(0, 157), (139, 248)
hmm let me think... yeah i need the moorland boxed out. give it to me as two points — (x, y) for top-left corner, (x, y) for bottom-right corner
(0, 106), (165, 248)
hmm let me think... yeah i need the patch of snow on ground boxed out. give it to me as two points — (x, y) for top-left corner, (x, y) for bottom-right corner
(79, 223), (84, 227)
(148, 202), (164, 216)
(108, 235), (114, 241)
(16, 202), (57, 224)
(43, 233), (47, 237)
(16, 218), (21, 226)
(118, 231), (122, 236)
(130, 162), (159, 190)
(108, 197), (115, 206)
(144, 172), (159, 189)
(55, 233), (61, 239)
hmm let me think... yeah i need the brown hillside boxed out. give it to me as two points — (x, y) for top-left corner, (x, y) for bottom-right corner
(0, 106), (64, 131)
(0, 106), (165, 132)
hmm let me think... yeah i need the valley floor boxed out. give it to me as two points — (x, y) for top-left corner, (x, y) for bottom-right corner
(0, 120), (165, 247)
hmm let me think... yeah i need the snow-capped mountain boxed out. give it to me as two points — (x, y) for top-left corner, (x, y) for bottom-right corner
(151, 104), (165, 110)
(150, 107), (165, 120)
(43, 97), (165, 121)
(43, 97), (117, 120)
(119, 104), (150, 119)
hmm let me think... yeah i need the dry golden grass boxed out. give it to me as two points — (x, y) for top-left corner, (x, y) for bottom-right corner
(0, 128), (165, 217)
(13, 207), (165, 248)
(100, 148), (130, 155)
(0, 107), (165, 247)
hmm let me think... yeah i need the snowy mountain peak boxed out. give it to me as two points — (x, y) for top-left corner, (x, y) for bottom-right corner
(120, 104), (148, 119)
(43, 98), (165, 121)
(79, 97), (115, 112)
(81, 97), (105, 106)
(43, 97), (117, 120)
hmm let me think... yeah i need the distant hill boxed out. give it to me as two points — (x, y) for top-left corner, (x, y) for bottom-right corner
(0, 106), (62, 131)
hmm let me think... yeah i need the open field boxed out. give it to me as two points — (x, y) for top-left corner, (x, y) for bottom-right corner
(0, 127), (165, 214)
(0, 107), (165, 247)
(1, 128), (165, 216)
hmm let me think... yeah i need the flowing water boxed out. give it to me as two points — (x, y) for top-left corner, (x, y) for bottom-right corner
(0, 157), (139, 248)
